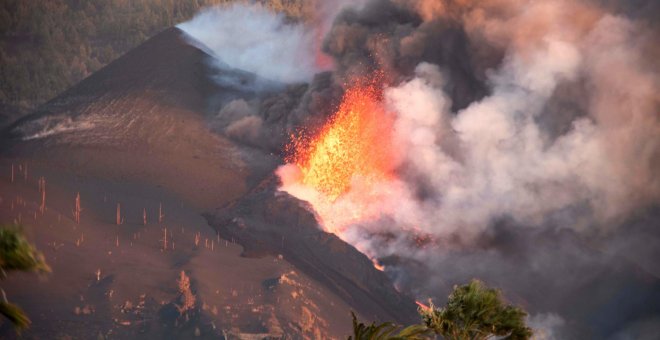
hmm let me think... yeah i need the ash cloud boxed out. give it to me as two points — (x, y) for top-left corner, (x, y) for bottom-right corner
(380, 16), (658, 238)
(178, 3), (370, 152)
(378, 0), (660, 239)
(210, 73), (343, 152)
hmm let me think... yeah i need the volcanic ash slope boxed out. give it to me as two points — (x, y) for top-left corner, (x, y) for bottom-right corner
(0, 27), (413, 338)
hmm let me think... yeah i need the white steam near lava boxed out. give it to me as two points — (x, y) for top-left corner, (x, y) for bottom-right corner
(178, 3), (323, 84)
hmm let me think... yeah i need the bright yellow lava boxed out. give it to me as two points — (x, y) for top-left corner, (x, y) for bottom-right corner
(287, 82), (396, 201)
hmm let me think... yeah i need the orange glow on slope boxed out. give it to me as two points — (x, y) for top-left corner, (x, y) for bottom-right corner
(372, 259), (385, 271)
(286, 81), (397, 201)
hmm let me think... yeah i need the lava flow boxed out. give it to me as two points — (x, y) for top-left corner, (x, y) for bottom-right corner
(279, 77), (403, 234)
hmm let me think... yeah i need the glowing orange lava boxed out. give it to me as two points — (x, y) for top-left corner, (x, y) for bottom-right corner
(372, 259), (385, 271)
(286, 81), (397, 201)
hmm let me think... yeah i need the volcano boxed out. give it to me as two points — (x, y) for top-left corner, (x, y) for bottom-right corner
(3, 1), (659, 338)
(0, 27), (416, 338)
(1, 27), (250, 210)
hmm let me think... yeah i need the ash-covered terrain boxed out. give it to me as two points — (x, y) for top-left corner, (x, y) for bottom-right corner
(0, 25), (416, 339)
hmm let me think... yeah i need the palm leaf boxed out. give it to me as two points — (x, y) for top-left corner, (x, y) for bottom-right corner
(0, 227), (51, 276)
(349, 311), (432, 340)
(0, 301), (30, 331)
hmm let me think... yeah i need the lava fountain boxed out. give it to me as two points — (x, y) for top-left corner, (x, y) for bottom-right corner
(287, 81), (396, 200)
(278, 77), (407, 236)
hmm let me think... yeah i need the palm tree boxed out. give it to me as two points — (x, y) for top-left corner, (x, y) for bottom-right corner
(419, 280), (532, 340)
(348, 312), (432, 340)
(0, 226), (51, 331)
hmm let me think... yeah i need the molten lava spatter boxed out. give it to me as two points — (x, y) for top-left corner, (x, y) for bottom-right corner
(286, 82), (396, 201)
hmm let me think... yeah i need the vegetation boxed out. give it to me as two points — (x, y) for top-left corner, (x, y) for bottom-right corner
(0, 0), (310, 118)
(349, 312), (431, 340)
(420, 280), (533, 339)
(349, 280), (532, 340)
(0, 226), (50, 331)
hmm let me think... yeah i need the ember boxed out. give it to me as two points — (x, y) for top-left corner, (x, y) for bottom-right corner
(286, 79), (397, 201)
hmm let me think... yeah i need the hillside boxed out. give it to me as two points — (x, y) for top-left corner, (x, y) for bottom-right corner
(3, 26), (248, 210)
(0, 26), (417, 338)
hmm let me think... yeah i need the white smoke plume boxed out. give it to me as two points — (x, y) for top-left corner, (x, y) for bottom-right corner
(527, 313), (566, 340)
(386, 2), (658, 237)
(178, 3), (323, 84)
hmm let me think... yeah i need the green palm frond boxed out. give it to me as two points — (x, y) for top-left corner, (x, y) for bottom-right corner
(348, 312), (433, 340)
(0, 225), (51, 332)
(0, 301), (30, 331)
(419, 280), (533, 340)
(0, 226), (51, 276)
(394, 324), (432, 340)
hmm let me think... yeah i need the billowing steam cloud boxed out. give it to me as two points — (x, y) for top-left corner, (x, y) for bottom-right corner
(178, 3), (323, 84)
(380, 14), (658, 238)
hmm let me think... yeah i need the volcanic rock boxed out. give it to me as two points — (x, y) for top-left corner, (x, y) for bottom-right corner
(207, 175), (420, 325)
